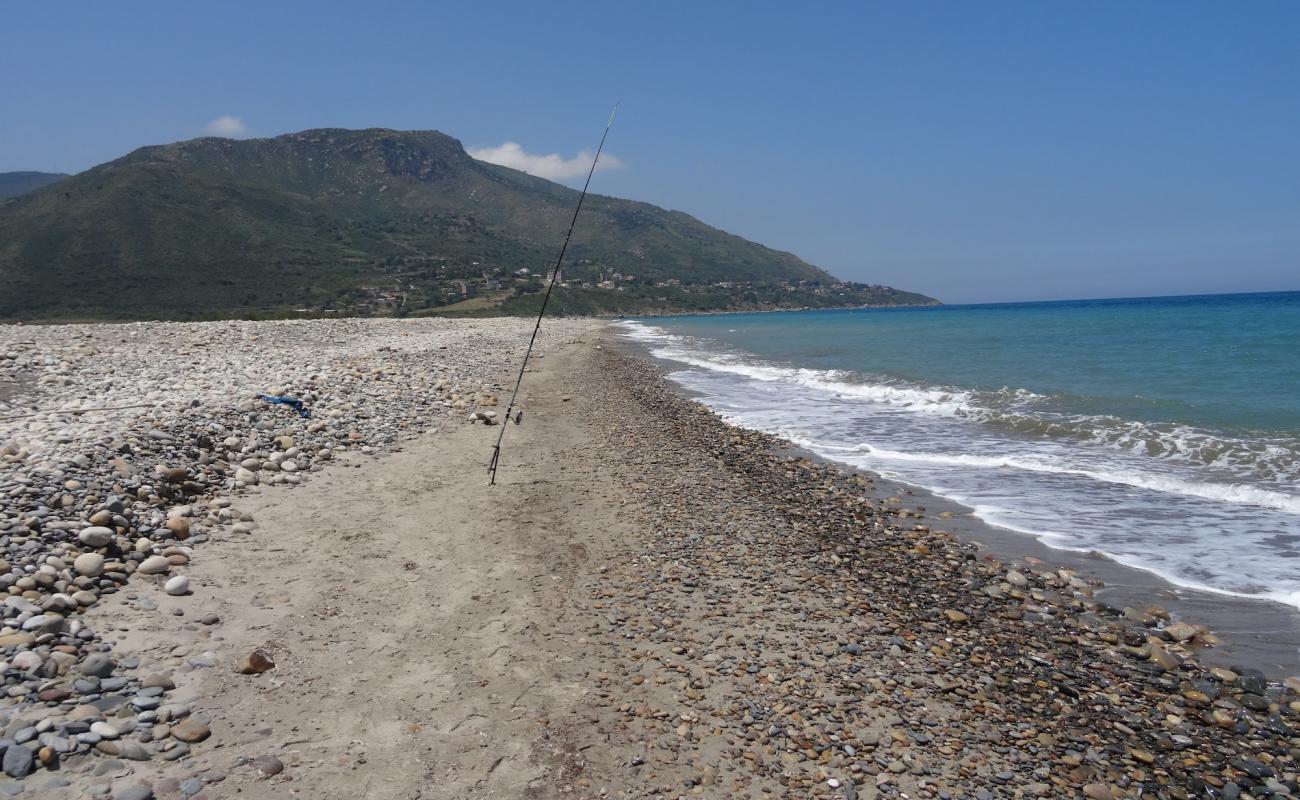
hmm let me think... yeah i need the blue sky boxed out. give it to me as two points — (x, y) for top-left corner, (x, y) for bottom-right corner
(3, 2), (1297, 303)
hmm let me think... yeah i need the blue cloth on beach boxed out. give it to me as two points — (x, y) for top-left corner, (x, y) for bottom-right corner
(256, 394), (311, 418)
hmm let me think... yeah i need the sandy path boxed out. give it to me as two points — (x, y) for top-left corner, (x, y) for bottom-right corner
(102, 341), (628, 799)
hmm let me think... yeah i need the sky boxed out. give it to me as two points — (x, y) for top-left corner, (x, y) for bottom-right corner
(2, 2), (1297, 304)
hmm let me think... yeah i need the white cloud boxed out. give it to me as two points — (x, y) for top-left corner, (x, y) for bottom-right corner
(203, 115), (250, 138)
(467, 141), (623, 180)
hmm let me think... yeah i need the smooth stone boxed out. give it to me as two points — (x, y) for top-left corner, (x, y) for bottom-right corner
(159, 744), (190, 762)
(78, 527), (115, 548)
(165, 518), (191, 539)
(90, 722), (121, 740)
(79, 654), (115, 678)
(1163, 621), (1200, 642)
(141, 674), (175, 690)
(10, 652), (41, 672)
(1149, 642), (1181, 672)
(169, 719), (209, 743)
(164, 576), (190, 596)
(74, 553), (106, 577)
(1, 746), (33, 779)
(138, 556), (170, 575)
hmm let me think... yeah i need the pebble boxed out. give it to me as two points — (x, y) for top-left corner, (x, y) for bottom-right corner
(1, 320), (1286, 797)
(168, 720), (209, 743)
(89, 722), (121, 740)
(237, 649), (275, 675)
(74, 552), (106, 577)
(79, 654), (115, 678)
(137, 556), (171, 575)
(163, 576), (190, 596)
(252, 755), (284, 777)
(0, 746), (33, 779)
(78, 527), (115, 547)
(554, 349), (1297, 800)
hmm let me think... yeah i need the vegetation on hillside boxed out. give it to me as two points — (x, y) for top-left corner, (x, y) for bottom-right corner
(0, 130), (936, 320)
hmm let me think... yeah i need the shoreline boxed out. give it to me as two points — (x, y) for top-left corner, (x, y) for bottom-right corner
(2, 318), (1297, 798)
(612, 301), (943, 321)
(615, 327), (1300, 679)
(585, 342), (1300, 798)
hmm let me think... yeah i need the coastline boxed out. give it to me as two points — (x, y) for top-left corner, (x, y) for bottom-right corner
(612, 300), (943, 320)
(1, 318), (1296, 798)
(615, 324), (1300, 678)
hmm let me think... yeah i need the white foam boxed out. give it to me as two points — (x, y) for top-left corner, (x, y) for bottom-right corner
(650, 349), (974, 416)
(836, 443), (1300, 515)
(617, 319), (1300, 609)
(620, 319), (1300, 488)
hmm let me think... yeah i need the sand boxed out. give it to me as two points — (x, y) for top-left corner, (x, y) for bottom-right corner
(4, 321), (1297, 799)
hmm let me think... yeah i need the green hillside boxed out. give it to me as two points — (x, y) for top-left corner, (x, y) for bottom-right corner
(0, 129), (936, 320)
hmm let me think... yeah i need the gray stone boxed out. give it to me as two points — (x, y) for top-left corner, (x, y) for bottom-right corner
(78, 527), (115, 548)
(1, 745), (33, 779)
(80, 653), (115, 678)
(159, 744), (190, 761)
(90, 722), (121, 740)
(252, 754), (284, 777)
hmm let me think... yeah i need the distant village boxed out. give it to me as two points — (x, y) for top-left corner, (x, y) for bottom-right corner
(320, 255), (899, 315)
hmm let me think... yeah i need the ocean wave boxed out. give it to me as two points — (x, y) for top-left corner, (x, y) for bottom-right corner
(618, 320), (1300, 486)
(652, 350), (974, 416)
(820, 442), (1300, 515)
(617, 319), (1300, 609)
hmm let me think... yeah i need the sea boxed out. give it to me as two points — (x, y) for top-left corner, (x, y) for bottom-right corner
(621, 291), (1300, 611)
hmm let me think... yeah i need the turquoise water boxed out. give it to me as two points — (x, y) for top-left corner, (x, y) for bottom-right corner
(623, 291), (1300, 606)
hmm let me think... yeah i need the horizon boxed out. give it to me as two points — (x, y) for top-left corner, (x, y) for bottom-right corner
(638, 287), (1300, 318)
(3, 1), (1298, 304)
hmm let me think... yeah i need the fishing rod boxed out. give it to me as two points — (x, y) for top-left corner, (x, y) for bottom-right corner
(487, 104), (619, 485)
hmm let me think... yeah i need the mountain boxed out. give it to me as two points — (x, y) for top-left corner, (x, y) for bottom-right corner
(0, 171), (69, 199)
(0, 129), (937, 320)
